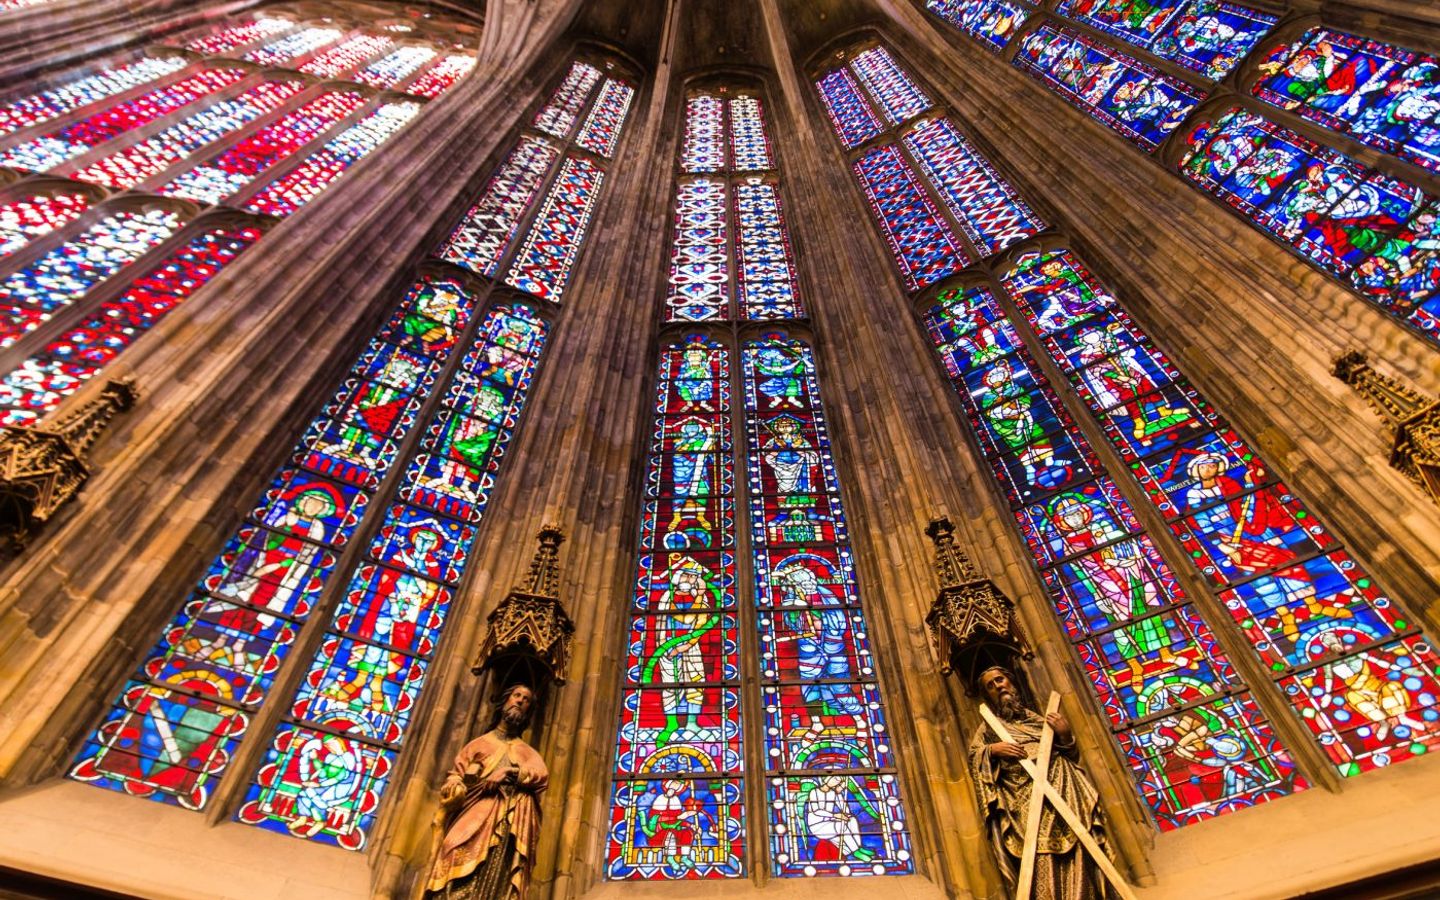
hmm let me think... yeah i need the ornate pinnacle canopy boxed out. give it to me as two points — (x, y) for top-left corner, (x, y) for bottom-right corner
(924, 516), (1032, 685)
(0, 380), (137, 548)
(473, 525), (576, 685)
(1333, 350), (1440, 504)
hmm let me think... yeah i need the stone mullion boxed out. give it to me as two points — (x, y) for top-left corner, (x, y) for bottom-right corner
(880, 3), (1440, 637)
(973, 256), (1343, 794)
(766, 4), (1126, 896)
(0, 23), (561, 790)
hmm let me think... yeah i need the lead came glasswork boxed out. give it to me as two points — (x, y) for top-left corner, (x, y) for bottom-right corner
(730, 96), (773, 172)
(853, 144), (968, 290)
(923, 0), (1030, 52)
(683, 94), (726, 173)
(1013, 25), (1203, 151)
(1056, 0), (1278, 81)
(1253, 28), (1440, 175)
(0, 189), (92, 258)
(1001, 248), (1440, 778)
(742, 337), (914, 875)
(735, 181), (803, 320)
(816, 68), (884, 151)
(237, 302), (548, 848)
(575, 78), (635, 159)
(665, 178), (728, 322)
(534, 61), (602, 140)
(921, 284), (1304, 829)
(0, 55), (189, 138)
(848, 46), (932, 126)
(440, 136), (560, 278)
(606, 336), (746, 880)
(179, 18), (294, 56)
(504, 155), (606, 302)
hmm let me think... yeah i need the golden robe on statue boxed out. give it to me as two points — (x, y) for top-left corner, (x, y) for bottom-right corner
(969, 708), (1115, 900)
(426, 729), (548, 900)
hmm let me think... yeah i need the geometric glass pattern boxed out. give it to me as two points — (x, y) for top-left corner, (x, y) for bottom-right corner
(924, 0), (1031, 52)
(1253, 28), (1440, 174)
(534, 61), (603, 140)
(849, 46), (932, 126)
(1001, 248), (1440, 779)
(1013, 24), (1203, 151)
(576, 78), (635, 159)
(0, 55), (188, 139)
(503, 155), (605, 302)
(921, 283), (1306, 829)
(1178, 106), (1440, 340)
(742, 336), (915, 875)
(816, 68), (884, 151)
(606, 336), (745, 880)
(0, 187), (93, 259)
(439, 135), (560, 278)
(902, 116), (1046, 257)
(1056, 0), (1278, 81)
(663, 89), (803, 322)
(852, 144), (968, 291)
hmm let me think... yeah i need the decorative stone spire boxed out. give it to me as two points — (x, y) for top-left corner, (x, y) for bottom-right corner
(0, 379), (137, 548)
(924, 516), (1032, 685)
(473, 525), (576, 685)
(1332, 350), (1440, 503)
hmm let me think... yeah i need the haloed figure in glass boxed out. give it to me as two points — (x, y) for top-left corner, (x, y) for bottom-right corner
(970, 667), (1116, 900)
(428, 684), (549, 900)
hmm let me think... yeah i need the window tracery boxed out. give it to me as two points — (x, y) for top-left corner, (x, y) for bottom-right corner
(916, 1), (1440, 349)
(606, 78), (911, 881)
(819, 34), (1440, 830)
(70, 46), (640, 850)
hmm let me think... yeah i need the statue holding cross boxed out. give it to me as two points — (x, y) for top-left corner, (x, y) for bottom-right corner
(970, 666), (1133, 900)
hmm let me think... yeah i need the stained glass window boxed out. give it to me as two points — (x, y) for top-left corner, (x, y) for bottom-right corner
(353, 45), (437, 91)
(923, 0), (1030, 52)
(1013, 25), (1203, 151)
(1179, 106), (1440, 339)
(663, 89), (802, 322)
(1253, 29), (1440, 174)
(852, 145), (968, 290)
(576, 79), (636, 159)
(0, 65), (250, 173)
(0, 223), (263, 426)
(606, 335), (745, 880)
(534, 61), (603, 140)
(242, 26), (344, 67)
(849, 47), (932, 126)
(176, 18), (294, 56)
(1001, 248), (1440, 777)
(0, 185), (95, 259)
(816, 69), (884, 151)
(921, 284), (1305, 829)
(742, 336), (915, 875)
(440, 136), (560, 278)
(1057, 0), (1277, 81)
(297, 34), (393, 79)
(0, 207), (183, 348)
(0, 55), (189, 138)
(902, 117), (1046, 256)
(503, 155), (605, 302)
(407, 54), (477, 100)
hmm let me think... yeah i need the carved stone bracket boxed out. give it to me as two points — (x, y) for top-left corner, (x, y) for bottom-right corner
(0, 379), (136, 548)
(1333, 350), (1440, 504)
(924, 516), (1033, 689)
(472, 525), (576, 687)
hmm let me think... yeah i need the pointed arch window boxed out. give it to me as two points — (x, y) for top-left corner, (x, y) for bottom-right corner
(817, 36), (1440, 828)
(0, 4), (484, 423)
(70, 47), (640, 850)
(605, 78), (912, 881)
(916, 1), (1440, 350)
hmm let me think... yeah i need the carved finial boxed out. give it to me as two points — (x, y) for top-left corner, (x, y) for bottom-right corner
(474, 525), (576, 684)
(926, 515), (978, 589)
(0, 379), (139, 548)
(1332, 350), (1430, 428)
(1333, 350), (1440, 504)
(519, 524), (565, 598)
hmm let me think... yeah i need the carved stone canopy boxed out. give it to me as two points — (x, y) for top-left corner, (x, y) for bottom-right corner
(472, 525), (576, 686)
(924, 516), (1033, 690)
(0, 380), (136, 548)
(1332, 350), (1440, 504)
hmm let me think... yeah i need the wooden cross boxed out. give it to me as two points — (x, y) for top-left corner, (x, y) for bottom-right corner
(979, 693), (1136, 900)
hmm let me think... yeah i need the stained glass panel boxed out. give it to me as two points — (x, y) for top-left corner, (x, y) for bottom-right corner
(849, 47), (931, 126)
(1014, 25), (1202, 151)
(682, 94), (725, 173)
(353, 46), (436, 91)
(767, 774), (912, 877)
(0, 187), (92, 259)
(576, 78), (634, 159)
(0, 55), (188, 138)
(504, 155), (605, 302)
(406, 55), (476, 100)
(439, 136), (559, 277)
(736, 181), (803, 319)
(924, 0), (1030, 52)
(1056, 0), (1277, 81)
(179, 18), (293, 56)
(534, 61), (602, 140)
(297, 34), (392, 79)
(242, 26), (343, 67)
(816, 68), (883, 150)
(902, 116), (1046, 256)
(730, 95), (773, 171)
(606, 779), (745, 879)
(665, 178), (728, 322)
(852, 144), (967, 290)
(1254, 29), (1440, 174)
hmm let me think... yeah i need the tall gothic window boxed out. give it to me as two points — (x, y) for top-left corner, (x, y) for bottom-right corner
(604, 80), (913, 882)
(816, 36), (1440, 831)
(918, 1), (1440, 346)
(0, 3), (479, 425)
(70, 50), (640, 851)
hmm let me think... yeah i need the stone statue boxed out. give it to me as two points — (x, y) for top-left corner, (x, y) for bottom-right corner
(426, 684), (549, 900)
(969, 666), (1116, 900)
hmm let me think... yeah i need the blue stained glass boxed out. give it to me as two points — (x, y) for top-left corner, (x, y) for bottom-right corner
(925, 0), (1030, 51)
(1014, 24), (1203, 151)
(1042, 535), (1187, 639)
(606, 779), (745, 879)
(853, 145), (968, 290)
(816, 68), (883, 150)
(767, 774), (913, 877)
(1254, 28), (1440, 174)
(849, 46), (931, 125)
(1057, 0), (1277, 81)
